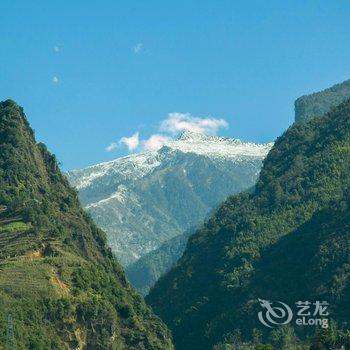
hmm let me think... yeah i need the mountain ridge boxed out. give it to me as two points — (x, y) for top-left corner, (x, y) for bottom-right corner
(69, 132), (272, 195)
(295, 78), (350, 122)
(0, 100), (174, 349)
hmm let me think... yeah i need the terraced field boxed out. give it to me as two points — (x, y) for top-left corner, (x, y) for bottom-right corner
(0, 207), (36, 259)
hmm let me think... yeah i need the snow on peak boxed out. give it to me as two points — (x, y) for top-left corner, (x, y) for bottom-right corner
(163, 131), (273, 158)
(68, 132), (273, 190)
(178, 130), (213, 141)
(68, 152), (161, 190)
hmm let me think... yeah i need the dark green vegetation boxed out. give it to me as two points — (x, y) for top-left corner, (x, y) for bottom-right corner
(147, 99), (350, 349)
(126, 229), (193, 296)
(295, 78), (350, 122)
(0, 100), (173, 349)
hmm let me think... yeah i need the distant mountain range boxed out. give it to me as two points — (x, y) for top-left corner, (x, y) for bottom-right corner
(68, 132), (272, 283)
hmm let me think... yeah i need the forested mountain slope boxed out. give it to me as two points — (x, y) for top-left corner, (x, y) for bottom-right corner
(147, 100), (350, 349)
(0, 100), (173, 350)
(295, 78), (350, 122)
(126, 228), (193, 296)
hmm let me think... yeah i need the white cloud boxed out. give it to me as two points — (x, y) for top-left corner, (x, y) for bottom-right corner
(106, 113), (229, 154)
(54, 46), (60, 52)
(142, 134), (171, 151)
(133, 43), (143, 54)
(52, 76), (59, 84)
(105, 142), (118, 152)
(160, 112), (228, 135)
(119, 132), (140, 151)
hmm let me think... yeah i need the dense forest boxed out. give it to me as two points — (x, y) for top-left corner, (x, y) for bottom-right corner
(0, 100), (174, 349)
(147, 99), (350, 349)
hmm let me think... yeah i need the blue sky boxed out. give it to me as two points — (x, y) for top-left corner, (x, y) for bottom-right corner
(1, 1), (350, 170)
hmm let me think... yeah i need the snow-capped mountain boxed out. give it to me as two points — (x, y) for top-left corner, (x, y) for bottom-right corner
(67, 132), (272, 266)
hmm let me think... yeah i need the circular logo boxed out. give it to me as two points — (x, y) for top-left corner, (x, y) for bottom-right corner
(258, 298), (293, 328)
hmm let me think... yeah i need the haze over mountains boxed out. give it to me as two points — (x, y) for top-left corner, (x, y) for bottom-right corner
(68, 132), (272, 268)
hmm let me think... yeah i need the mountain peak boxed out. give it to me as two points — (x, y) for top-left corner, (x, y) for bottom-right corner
(0, 99), (27, 123)
(295, 78), (350, 122)
(166, 132), (272, 159)
(69, 132), (273, 193)
(178, 130), (212, 141)
(177, 130), (234, 143)
(0, 99), (20, 109)
(68, 129), (272, 267)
